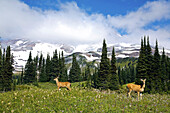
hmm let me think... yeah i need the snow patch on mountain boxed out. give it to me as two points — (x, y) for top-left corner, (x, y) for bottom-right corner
(1, 38), (170, 72)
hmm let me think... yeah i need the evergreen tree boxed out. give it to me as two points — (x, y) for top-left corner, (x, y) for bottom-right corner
(110, 46), (119, 90)
(69, 54), (81, 82)
(34, 55), (38, 81)
(45, 54), (51, 81)
(153, 40), (161, 93)
(166, 56), (170, 91)
(130, 65), (136, 83)
(0, 46), (2, 91)
(21, 67), (24, 84)
(60, 51), (68, 82)
(85, 64), (91, 88)
(118, 66), (123, 85)
(39, 58), (47, 82)
(38, 53), (43, 72)
(160, 48), (168, 92)
(136, 38), (147, 85)
(92, 67), (99, 88)
(51, 50), (59, 80)
(97, 39), (110, 90)
(1, 49), (5, 91)
(121, 67), (127, 84)
(3, 46), (13, 91)
(24, 51), (35, 83)
(145, 36), (154, 93)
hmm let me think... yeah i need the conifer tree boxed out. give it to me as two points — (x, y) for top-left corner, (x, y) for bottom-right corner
(3, 46), (13, 91)
(45, 54), (51, 81)
(38, 53), (43, 72)
(85, 64), (91, 88)
(24, 51), (35, 83)
(39, 58), (47, 82)
(136, 38), (147, 85)
(21, 67), (24, 84)
(0, 46), (2, 91)
(51, 50), (59, 79)
(98, 39), (110, 90)
(118, 66), (123, 85)
(153, 40), (161, 93)
(110, 46), (119, 90)
(69, 54), (81, 82)
(160, 48), (168, 92)
(92, 67), (99, 88)
(145, 36), (154, 93)
(60, 51), (68, 82)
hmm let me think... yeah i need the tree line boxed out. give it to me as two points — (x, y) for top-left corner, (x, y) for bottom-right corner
(0, 46), (14, 92)
(0, 37), (169, 93)
(135, 36), (170, 93)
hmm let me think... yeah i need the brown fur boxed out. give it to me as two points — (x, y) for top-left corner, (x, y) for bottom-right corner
(126, 79), (146, 100)
(54, 77), (71, 91)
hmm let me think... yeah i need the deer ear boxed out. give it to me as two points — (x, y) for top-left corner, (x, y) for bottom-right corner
(140, 79), (143, 81)
(144, 79), (146, 81)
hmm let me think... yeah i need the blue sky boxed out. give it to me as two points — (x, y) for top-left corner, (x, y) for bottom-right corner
(0, 0), (170, 48)
(20, 0), (155, 16)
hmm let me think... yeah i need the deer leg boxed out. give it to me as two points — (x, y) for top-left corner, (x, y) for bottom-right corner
(57, 86), (60, 90)
(137, 92), (140, 100)
(68, 87), (71, 91)
(128, 89), (132, 98)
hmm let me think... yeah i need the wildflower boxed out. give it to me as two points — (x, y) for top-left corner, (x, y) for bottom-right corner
(1, 101), (3, 104)
(11, 110), (14, 113)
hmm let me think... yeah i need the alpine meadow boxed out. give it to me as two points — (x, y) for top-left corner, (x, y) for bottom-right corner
(0, 0), (170, 112)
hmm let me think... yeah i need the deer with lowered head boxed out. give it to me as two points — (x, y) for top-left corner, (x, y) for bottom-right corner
(54, 77), (71, 91)
(126, 79), (146, 100)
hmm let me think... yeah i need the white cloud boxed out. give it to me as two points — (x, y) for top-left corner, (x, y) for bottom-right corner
(0, 0), (170, 48)
(107, 0), (170, 48)
(0, 0), (120, 45)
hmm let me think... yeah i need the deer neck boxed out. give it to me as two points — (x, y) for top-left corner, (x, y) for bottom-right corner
(55, 79), (59, 84)
(140, 82), (145, 92)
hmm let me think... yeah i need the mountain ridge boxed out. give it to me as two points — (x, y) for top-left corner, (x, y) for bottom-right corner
(1, 38), (170, 72)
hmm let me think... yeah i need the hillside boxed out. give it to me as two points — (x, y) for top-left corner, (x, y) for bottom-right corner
(1, 38), (170, 72)
(0, 82), (169, 113)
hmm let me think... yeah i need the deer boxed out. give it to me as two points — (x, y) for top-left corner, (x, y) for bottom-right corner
(126, 79), (146, 100)
(54, 77), (71, 91)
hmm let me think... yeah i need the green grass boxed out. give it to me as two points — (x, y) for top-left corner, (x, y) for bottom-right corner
(0, 82), (169, 113)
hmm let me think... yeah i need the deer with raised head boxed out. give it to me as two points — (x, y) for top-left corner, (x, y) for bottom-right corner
(54, 77), (71, 91)
(126, 79), (146, 100)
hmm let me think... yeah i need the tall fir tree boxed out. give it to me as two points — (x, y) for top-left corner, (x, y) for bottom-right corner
(92, 67), (99, 88)
(118, 66), (123, 85)
(160, 48), (168, 92)
(60, 51), (68, 82)
(21, 67), (24, 84)
(39, 58), (47, 82)
(145, 36), (154, 93)
(0, 46), (2, 91)
(97, 39), (110, 90)
(85, 64), (91, 88)
(45, 54), (51, 81)
(3, 46), (13, 91)
(110, 46), (119, 90)
(51, 50), (59, 80)
(153, 40), (161, 93)
(24, 51), (36, 83)
(69, 54), (81, 82)
(136, 38), (147, 85)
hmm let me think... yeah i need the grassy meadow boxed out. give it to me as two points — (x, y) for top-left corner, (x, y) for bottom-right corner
(0, 82), (169, 113)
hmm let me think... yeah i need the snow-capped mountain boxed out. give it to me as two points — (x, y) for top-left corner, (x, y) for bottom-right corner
(1, 38), (170, 72)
